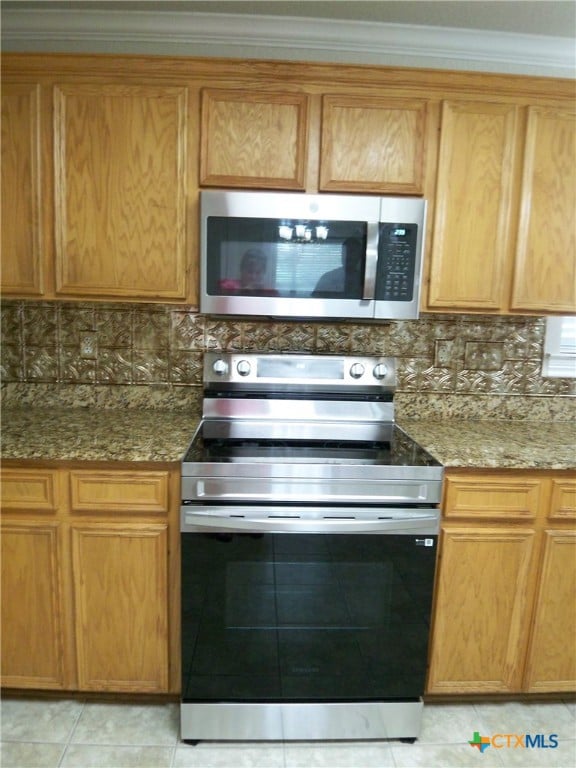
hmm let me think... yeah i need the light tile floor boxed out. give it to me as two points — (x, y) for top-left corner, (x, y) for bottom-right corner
(1, 696), (575, 768)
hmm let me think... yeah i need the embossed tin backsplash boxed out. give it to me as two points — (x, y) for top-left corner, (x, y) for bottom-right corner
(1, 301), (574, 420)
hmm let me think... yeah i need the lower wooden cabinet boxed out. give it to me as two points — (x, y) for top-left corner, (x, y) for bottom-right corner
(0, 464), (179, 694)
(427, 470), (576, 695)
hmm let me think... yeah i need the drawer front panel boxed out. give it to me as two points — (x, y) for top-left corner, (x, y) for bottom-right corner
(70, 471), (169, 514)
(1, 470), (59, 512)
(444, 475), (541, 520)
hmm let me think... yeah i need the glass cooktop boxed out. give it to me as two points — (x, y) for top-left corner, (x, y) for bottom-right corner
(183, 424), (440, 468)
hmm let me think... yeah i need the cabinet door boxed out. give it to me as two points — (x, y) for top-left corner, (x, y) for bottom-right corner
(1, 82), (44, 296)
(511, 106), (576, 313)
(200, 89), (309, 189)
(524, 530), (576, 692)
(320, 95), (428, 193)
(54, 83), (188, 300)
(427, 526), (535, 694)
(1, 522), (66, 688)
(71, 523), (169, 692)
(427, 100), (519, 311)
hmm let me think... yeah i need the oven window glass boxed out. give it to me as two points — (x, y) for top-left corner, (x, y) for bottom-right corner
(206, 217), (367, 299)
(181, 532), (437, 702)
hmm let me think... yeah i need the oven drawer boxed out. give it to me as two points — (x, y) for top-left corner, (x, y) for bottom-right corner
(181, 476), (441, 504)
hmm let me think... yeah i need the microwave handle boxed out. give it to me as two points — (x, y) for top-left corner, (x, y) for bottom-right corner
(363, 221), (380, 300)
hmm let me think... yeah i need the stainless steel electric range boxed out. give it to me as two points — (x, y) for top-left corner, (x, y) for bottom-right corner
(180, 352), (443, 743)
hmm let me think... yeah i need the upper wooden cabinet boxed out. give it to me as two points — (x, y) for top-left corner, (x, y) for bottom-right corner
(200, 89), (309, 189)
(54, 83), (189, 300)
(2, 54), (573, 312)
(425, 99), (575, 315)
(200, 88), (432, 194)
(320, 95), (428, 194)
(511, 106), (576, 313)
(1, 82), (44, 296)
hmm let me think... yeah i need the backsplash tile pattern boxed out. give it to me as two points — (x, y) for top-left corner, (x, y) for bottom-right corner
(1, 300), (574, 418)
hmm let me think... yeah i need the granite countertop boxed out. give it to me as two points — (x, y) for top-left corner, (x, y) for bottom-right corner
(1, 407), (575, 470)
(1, 407), (199, 463)
(398, 418), (576, 471)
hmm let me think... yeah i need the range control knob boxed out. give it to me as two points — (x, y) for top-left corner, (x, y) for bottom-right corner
(212, 358), (229, 376)
(349, 363), (365, 379)
(236, 359), (251, 377)
(373, 363), (388, 380)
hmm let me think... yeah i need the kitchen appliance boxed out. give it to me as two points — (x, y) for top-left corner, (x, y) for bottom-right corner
(180, 352), (443, 743)
(200, 190), (426, 320)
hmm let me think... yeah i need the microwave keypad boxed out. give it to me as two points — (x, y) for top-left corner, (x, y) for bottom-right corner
(377, 224), (418, 301)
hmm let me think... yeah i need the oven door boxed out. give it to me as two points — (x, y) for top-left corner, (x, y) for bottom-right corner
(181, 506), (439, 710)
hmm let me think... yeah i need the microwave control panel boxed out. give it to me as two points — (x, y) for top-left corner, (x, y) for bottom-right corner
(377, 223), (419, 301)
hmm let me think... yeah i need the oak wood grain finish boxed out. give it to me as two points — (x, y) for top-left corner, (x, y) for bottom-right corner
(523, 529), (576, 692)
(69, 471), (169, 514)
(427, 470), (576, 696)
(320, 95), (428, 193)
(427, 100), (520, 310)
(1, 522), (66, 689)
(1, 469), (59, 512)
(0, 464), (178, 694)
(54, 83), (189, 299)
(1, 82), (43, 295)
(200, 88), (309, 189)
(72, 522), (169, 692)
(428, 526), (536, 693)
(511, 106), (576, 313)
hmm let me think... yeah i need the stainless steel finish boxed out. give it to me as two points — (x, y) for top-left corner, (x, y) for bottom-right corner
(181, 701), (424, 742)
(203, 352), (397, 392)
(200, 190), (426, 320)
(180, 351), (442, 744)
(362, 220), (379, 299)
(181, 506), (440, 534)
(182, 476), (442, 503)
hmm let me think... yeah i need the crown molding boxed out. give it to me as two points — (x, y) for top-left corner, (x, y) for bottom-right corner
(2, 9), (575, 78)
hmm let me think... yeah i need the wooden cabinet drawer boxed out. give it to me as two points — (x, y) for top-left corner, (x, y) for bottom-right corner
(1, 469), (59, 512)
(444, 474), (542, 520)
(549, 478), (576, 521)
(69, 471), (169, 514)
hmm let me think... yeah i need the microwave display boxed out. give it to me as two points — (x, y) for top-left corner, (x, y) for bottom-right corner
(206, 216), (368, 300)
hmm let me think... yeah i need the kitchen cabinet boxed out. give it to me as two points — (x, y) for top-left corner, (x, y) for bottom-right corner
(510, 106), (576, 313)
(0, 470), (68, 689)
(2, 54), (573, 313)
(200, 87), (433, 194)
(1, 82), (45, 296)
(427, 471), (576, 695)
(0, 464), (179, 694)
(426, 100), (575, 314)
(54, 83), (190, 300)
(319, 94), (429, 194)
(200, 88), (309, 190)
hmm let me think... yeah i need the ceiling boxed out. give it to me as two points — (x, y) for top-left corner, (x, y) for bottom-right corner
(3, 0), (576, 38)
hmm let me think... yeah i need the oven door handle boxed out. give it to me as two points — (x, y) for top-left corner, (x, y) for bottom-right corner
(181, 508), (439, 535)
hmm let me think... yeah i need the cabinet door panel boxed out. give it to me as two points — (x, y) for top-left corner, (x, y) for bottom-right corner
(200, 89), (308, 189)
(512, 107), (576, 312)
(320, 95), (427, 193)
(54, 83), (188, 299)
(1, 523), (66, 688)
(524, 530), (576, 692)
(427, 101), (518, 310)
(72, 523), (169, 691)
(1, 82), (44, 295)
(427, 527), (535, 694)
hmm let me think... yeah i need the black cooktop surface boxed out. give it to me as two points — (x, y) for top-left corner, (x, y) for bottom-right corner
(183, 424), (441, 468)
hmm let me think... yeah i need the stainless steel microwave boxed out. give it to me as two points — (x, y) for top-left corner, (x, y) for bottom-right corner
(200, 191), (427, 320)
